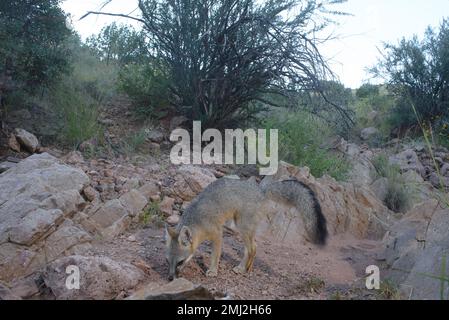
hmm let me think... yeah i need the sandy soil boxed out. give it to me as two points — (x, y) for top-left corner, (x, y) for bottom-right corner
(87, 220), (384, 300)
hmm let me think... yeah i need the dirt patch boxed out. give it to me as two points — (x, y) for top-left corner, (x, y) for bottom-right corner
(87, 223), (384, 300)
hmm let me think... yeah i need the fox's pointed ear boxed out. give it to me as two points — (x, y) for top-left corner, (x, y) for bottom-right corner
(179, 226), (193, 246)
(165, 223), (178, 239)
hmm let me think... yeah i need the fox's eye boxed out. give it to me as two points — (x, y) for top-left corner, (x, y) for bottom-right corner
(177, 260), (184, 267)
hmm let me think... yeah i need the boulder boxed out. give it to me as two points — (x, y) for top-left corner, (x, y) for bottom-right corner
(127, 278), (216, 300)
(173, 165), (217, 201)
(14, 128), (39, 153)
(262, 161), (393, 240)
(389, 149), (426, 177)
(89, 189), (149, 239)
(383, 200), (449, 299)
(370, 177), (389, 202)
(334, 138), (376, 186)
(42, 256), (145, 300)
(0, 153), (90, 282)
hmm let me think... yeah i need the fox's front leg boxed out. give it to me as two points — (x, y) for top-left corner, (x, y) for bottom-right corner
(206, 232), (223, 277)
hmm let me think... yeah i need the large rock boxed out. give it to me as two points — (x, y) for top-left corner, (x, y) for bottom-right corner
(127, 278), (217, 300)
(389, 149), (426, 177)
(173, 165), (217, 201)
(42, 256), (145, 300)
(383, 200), (449, 299)
(0, 153), (90, 282)
(89, 189), (148, 240)
(334, 138), (376, 186)
(262, 161), (394, 240)
(14, 128), (39, 153)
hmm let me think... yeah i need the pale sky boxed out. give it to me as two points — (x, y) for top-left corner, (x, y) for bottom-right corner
(62, 0), (449, 88)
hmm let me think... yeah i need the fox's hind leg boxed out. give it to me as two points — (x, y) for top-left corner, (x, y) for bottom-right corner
(233, 231), (256, 274)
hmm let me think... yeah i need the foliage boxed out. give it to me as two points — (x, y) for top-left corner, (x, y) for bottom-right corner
(47, 36), (119, 148)
(88, 0), (351, 128)
(372, 18), (449, 129)
(352, 84), (396, 142)
(298, 80), (355, 136)
(371, 154), (409, 213)
(141, 201), (163, 227)
(264, 111), (351, 181)
(49, 80), (100, 148)
(0, 0), (72, 92)
(86, 22), (148, 65)
(121, 129), (148, 155)
(118, 62), (171, 119)
(356, 83), (379, 99)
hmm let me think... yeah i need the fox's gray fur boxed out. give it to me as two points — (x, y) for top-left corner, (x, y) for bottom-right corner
(165, 177), (327, 280)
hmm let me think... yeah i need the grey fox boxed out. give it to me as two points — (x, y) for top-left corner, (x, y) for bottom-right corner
(165, 177), (327, 280)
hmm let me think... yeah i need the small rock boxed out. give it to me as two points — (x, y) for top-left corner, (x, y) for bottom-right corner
(14, 128), (39, 153)
(146, 129), (165, 143)
(150, 194), (161, 202)
(127, 235), (137, 242)
(166, 214), (180, 225)
(98, 119), (115, 126)
(8, 134), (21, 152)
(138, 182), (160, 199)
(79, 139), (96, 152)
(441, 163), (449, 176)
(64, 151), (85, 165)
(83, 186), (98, 202)
(160, 197), (175, 216)
(104, 169), (114, 178)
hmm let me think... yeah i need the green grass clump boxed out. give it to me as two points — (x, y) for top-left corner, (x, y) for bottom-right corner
(264, 111), (351, 181)
(371, 153), (409, 213)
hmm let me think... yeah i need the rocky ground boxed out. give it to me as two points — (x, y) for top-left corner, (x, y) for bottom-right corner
(1, 100), (449, 300)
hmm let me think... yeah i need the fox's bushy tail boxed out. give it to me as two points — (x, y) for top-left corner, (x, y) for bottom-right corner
(262, 179), (328, 246)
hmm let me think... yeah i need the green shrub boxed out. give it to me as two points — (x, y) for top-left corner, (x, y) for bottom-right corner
(47, 39), (120, 149)
(50, 81), (100, 148)
(264, 111), (351, 181)
(70, 45), (119, 104)
(121, 129), (147, 155)
(372, 154), (409, 213)
(118, 63), (171, 120)
(141, 201), (163, 227)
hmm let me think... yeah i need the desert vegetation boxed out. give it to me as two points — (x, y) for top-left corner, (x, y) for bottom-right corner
(1, 0), (449, 301)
